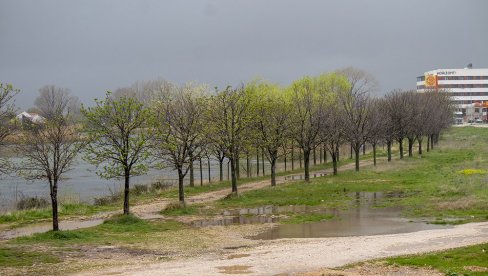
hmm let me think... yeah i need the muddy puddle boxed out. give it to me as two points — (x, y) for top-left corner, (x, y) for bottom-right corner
(252, 192), (451, 240)
(192, 192), (452, 239)
(285, 173), (326, 181)
(0, 219), (104, 240)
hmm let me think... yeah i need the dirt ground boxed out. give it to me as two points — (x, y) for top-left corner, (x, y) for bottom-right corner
(74, 221), (488, 276)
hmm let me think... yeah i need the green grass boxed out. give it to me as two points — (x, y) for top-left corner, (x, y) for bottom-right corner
(212, 127), (488, 224)
(13, 214), (183, 247)
(281, 213), (335, 224)
(0, 203), (116, 227)
(0, 247), (60, 267)
(386, 243), (488, 275)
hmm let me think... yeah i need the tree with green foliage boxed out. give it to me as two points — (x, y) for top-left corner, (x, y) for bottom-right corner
(152, 83), (208, 204)
(316, 73), (351, 175)
(287, 76), (326, 182)
(250, 81), (290, 186)
(207, 85), (252, 195)
(82, 92), (153, 215)
(18, 87), (84, 231)
(0, 83), (19, 175)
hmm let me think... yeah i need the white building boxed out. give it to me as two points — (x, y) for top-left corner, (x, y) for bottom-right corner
(16, 112), (45, 124)
(416, 65), (488, 122)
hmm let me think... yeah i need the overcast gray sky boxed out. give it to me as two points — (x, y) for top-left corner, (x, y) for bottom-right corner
(1, 0), (487, 109)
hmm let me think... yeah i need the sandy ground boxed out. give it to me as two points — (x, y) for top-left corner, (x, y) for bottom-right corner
(76, 222), (488, 276)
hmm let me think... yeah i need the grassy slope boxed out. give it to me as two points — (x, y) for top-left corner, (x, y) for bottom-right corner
(386, 243), (488, 275)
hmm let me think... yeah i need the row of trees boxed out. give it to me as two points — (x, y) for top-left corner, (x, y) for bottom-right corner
(0, 68), (453, 231)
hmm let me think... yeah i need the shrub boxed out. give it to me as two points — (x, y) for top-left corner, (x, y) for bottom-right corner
(131, 184), (148, 196)
(16, 196), (49, 210)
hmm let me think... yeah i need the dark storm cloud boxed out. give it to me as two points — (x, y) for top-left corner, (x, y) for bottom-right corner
(0, 0), (487, 108)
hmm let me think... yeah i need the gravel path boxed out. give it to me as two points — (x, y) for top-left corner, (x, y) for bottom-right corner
(78, 222), (488, 276)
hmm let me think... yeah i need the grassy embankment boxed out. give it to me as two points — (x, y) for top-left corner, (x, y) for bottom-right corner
(166, 127), (488, 224)
(386, 243), (488, 275)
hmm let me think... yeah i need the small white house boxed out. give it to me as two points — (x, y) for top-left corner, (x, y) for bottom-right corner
(16, 112), (45, 124)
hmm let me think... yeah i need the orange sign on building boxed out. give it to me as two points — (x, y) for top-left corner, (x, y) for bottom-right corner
(425, 74), (438, 88)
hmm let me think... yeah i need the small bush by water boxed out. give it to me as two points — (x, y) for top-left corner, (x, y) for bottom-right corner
(16, 196), (49, 210)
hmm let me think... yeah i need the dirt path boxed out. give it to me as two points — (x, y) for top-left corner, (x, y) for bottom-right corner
(77, 221), (488, 276)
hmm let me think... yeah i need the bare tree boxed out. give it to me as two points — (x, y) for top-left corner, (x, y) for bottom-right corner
(152, 83), (208, 204)
(0, 83), (19, 174)
(384, 89), (410, 159)
(288, 77), (323, 182)
(207, 85), (252, 195)
(337, 67), (377, 171)
(18, 87), (84, 231)
(366, 99), (386, 166)
(35, 85), (77, 120)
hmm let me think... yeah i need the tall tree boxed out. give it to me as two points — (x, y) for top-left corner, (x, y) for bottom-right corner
(152, 83), (208, 205)
(251, 81), (290, 186)
(207, 86), (252, 195)
(18, 87), (84, 231)
(0, 83), (19, 175)
(287, 76), (327, 181)
(82, 92), (152, 215)
(337, 67), (377, 171)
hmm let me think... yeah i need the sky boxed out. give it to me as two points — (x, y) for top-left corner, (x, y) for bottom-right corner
(1, 0), (487, 109)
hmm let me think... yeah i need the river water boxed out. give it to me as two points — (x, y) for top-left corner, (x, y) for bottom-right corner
(0, 156), (273, 211)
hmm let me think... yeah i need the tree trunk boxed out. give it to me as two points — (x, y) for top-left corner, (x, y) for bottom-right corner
(199, 158), (203, 186)
(313, 146), (316, 166)
(299, 148), (302, 169)
(418, 138), (423, 156)
(363, 143), (366, 155)
(387, 141), (392, 162)
(256, 148), (260, 176)
(291, 142), (295, 170)
(189, 157), (194, 187)
(50, 180), (59, 231)
(304, 149), (311, 182)
(332, 150), (338, 176)
(319, 144), (323, 163)
(430, 134), (435, 150)
(373, 143), (377, 166)
(123, 170), (130, 215)
(261, 149), (265, 176)
(219, 159), (223, 181)
(230, 157), (238, 195)
(354, 144), (360, 172)
(236, 152), (240, 180)
(227, 160), (230, 180)
(408, 138), (414, 157)
(246, 155), (250, 177)
(207, 157), (211, 183)
(284, 151), (287, 171)
(270, 158), (277, 186)
(427, 135), (430, 152)
(399, 138), (404, 159)
(324, 145), (327, 163)
(178, 170), (185, 204)
(350, 143), (353, 159)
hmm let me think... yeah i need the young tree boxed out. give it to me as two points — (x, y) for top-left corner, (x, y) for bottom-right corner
(337, 67), (377, 171)
(318, 73), (350, 175)
(366, 99), (386, 166)
(18, 87), (84, 231)
(251, 81), (290, 186)
(385, 89), (410, 159)
(287, 76), (325, 182)
(0, 83), (19, 175)
(152, 83), (208, 205)
(82, 92), (152, 215)
(207, 85), (252, 195)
